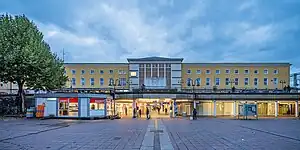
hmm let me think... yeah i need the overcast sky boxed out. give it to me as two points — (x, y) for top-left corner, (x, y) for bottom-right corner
(1, 0), (300, 73)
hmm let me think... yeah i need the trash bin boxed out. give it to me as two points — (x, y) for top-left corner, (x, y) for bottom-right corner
(26, 108), (34, 118)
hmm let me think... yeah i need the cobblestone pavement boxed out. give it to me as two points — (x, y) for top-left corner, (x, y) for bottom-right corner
(1, 118), (300, 150)
(0, 119), (149, 150)
(163, 118), (300, 150)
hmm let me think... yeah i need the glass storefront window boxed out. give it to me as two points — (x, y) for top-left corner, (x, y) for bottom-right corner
(90, 98), (105, 116)
(58, 98), (78, 117)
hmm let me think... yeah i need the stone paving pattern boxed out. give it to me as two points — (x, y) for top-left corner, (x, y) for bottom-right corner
(0, 118), (300, 150)
(163, 118), (300, 150)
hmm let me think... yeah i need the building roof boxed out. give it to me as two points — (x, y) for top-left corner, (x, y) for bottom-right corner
(184, 63), (291, 67)
(127, 56), (184, 62)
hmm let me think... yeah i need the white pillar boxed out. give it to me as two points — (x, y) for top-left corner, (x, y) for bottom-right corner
(295, 101), (299, 118)
(275, 101), (278, 118)
(233, 101), (236, 117)
(213, 100), (217, 117)
(193, 100), (196, 109)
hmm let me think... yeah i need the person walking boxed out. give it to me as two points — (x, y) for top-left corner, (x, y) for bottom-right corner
(146, 107), (150, 119)
(193, 108), (197, 120)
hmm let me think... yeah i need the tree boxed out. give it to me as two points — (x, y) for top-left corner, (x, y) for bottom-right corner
(0, 14), (68, 113)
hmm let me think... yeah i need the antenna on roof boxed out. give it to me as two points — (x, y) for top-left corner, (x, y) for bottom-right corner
(62, 48), (66, 62)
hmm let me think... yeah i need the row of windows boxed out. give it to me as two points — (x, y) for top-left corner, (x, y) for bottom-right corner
(70, 69), (127, 75)
(71, 78), (127, 86)
(187, 69), (278, 75)
(186, 78), (280, 86)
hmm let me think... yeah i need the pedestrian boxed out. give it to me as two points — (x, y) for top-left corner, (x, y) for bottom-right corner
(139, 109), (142, 118)
(146, 107), (150, 119)
(165, 108), (167, 115)
(125, 107), (127, 116)
(193, 108), (197, 120)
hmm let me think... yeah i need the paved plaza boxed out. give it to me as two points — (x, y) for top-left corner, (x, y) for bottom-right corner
(0, 118), (299, 150)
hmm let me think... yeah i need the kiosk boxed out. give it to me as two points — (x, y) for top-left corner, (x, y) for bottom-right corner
(35, 93), (108, 119)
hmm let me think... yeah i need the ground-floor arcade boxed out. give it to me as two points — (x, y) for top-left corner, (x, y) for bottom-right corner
(115, 98), (300, 118)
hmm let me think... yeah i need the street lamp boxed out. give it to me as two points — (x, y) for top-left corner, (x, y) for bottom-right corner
(280, 80), (286, 89)
(187, 79), (200, 110)
(109, 79), (121, 116)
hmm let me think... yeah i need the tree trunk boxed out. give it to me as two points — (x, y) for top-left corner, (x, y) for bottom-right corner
(17, 81), (25, 114)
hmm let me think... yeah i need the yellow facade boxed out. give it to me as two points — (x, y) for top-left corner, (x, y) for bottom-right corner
(181, 63), (290, 89)
(64, 62), (290, 90)
(64, 63), (129, 89)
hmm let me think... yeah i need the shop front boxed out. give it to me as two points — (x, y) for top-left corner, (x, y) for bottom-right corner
(35, 93), (108, 118)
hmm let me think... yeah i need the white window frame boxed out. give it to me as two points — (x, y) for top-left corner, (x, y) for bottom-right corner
(254, 70), (259, 74)
(254, 78), (259, 86)
(225, 69), (230, 74)
(81, 78), (85, 86)
(206, 69), (211, 74)
(216, 69), (220, 75)
(109, 70), (114, 74)
(71, 78), (76, 86)
(215, 78), (220, 86)
(90, 69), (95, 75)
(273, 69), (278, 74)
(234, 78), (239, 85)
(264, 78), (268, 86)
(130, 71), (137, 77)
(206, 78), (211, 86)
(234, 69), (239, 74)
(100, 70), (104, 74)
(225, 78), (230, 86)
(196, 78), (201, 86)
(264, 69), (268, 75)
(90, 78), (95, 86)
(100, 78), (104, 86)
(244, 69), (249, 74)
(81, 70), (85, 75)
(244, 78), (249, 85)
(71, 69), (76, 75)
(187, 69), (191, 74)
(273, 78), (278, 85)
(196, 70), (201, 74)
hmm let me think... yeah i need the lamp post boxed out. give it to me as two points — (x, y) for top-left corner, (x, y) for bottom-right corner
(109, 79), (121, 116)
(280, 80), (286, 90)
(187, 79), (200, 110)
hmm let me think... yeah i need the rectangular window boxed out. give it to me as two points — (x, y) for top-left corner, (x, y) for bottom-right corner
(100, 70), (104, 74)
(206, 78), (210, 86)
(216, 69), (220, 74)
(273, 69), (278, 74)
(90, 78), (94, 86)
(81, 70), (85, 75)
(264, 69), (268, 74)
(215, 78), (220, 86)
(187, 69), (191, 74)
(206, 70), (211, 74)
(244, 69), (249, 74)
(264, 78), (268, 86)
(100, 78), (104, 86)
(72, 69), (76, 75)
(81, 78), (85, 86)
(109, 70), (114, 74)
(244, 78), (249, 86)
(90, 69), (95, 74)
(120, 78), (127, 86)
(196, 70), (201, 74)
(254, 78), (258, 86)
(234, 69), (239, 74)
(118, 70), (126, 75)
(273, 78), (278, 85)
(109, 78), (114, 85)
(225, 78), (230, 86)
(235, 78), (239, 85)
(254, 70), (259, 74)
(130, 71), (137, 77)
(225, 69), (230, 74)
(71, 78), (76, 86)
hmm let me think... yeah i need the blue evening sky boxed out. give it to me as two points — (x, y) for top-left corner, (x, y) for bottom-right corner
(1, 0), (300, 73)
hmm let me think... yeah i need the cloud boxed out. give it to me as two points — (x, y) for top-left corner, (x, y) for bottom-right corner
(1, 0), (300, 73)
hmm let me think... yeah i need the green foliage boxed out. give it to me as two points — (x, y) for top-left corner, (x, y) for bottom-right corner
(0, 13), (67, 91)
